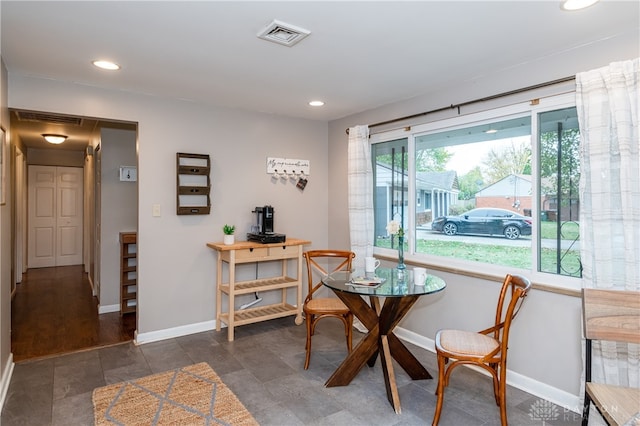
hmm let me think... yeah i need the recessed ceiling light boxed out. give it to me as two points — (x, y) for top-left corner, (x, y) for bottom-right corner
(561, 0), (599, 11)
(485, 129), (498, 134)
(92, 60), (120, 70)
(42, 134), (67, 144)
(309, 101), (324, 107)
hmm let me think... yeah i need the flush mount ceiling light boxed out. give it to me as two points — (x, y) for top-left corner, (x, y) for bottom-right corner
(561, 0), (600, 10)
(485, 129), (498, 134)
(257, 19), (311, 47)
(42, 134), (67, 144)
(92, 60), (120, 70)
(309, 100), (324, 107)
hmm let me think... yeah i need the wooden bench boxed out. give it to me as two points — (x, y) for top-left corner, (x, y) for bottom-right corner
(582, 288), (640, 425)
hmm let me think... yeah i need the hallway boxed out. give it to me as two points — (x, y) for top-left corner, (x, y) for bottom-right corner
(11, 265), (135, 362)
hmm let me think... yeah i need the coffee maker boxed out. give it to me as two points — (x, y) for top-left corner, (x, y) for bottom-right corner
(257, 205), (274, 234)
(247, 205), (286, 243)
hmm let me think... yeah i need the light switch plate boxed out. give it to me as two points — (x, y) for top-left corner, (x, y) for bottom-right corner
(119, 166), (137, 182)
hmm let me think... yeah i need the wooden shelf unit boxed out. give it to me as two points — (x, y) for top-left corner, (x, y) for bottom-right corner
(176, 152), (211, 215)
(119, 232), (137, 315)
(207, 238), (311, 341)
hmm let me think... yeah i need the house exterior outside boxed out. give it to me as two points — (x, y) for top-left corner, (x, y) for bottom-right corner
(417, 170), (459, 225)
(475, 174), (580, 221)
(374, 163), (458, 236)
(475, 174), (533, 214)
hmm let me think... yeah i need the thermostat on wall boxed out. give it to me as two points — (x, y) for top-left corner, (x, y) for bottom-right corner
(119, 166), (137, 182)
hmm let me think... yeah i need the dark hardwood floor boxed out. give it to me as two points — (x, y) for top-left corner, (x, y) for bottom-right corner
(11, 265), (136, 362)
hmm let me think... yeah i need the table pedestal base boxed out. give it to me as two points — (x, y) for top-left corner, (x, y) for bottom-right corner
(325, 292), (432, 414)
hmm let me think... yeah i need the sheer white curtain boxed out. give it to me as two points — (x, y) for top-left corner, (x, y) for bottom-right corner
(576, 58), (639, 388)
(347, 125), (373, 271)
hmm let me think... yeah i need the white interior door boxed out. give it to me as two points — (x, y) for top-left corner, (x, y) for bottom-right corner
(56, 167), (83, 266)
(28, 165), (83, 268)
(28, 166), (56, 268)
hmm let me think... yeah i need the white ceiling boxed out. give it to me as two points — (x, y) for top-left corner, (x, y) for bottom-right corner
(2, 1), (639, 150)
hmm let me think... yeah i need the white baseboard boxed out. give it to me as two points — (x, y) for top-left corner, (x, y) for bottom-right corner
(135, 320), (217, 345)
(394, 326), (581, 414)
(98, 304), (120, 314)
(87, 274), (96, 297)
(0, 354), (15, 412)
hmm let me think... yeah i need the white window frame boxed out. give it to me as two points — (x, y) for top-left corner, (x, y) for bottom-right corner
(371, 92), (580, 292)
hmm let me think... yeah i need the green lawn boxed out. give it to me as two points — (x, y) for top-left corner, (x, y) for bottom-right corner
(540, 220), (579, 240)
(413, 239), (581, 277)
(378, 221), (582, 277)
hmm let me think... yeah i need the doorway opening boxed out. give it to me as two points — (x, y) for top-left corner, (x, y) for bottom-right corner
(10, 109), (138, 361)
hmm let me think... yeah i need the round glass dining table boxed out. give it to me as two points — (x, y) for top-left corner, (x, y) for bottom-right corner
(322, 268), (446, 414)
(322, 268), (446, 297)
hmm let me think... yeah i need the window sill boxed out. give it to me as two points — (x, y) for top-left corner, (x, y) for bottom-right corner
(374, 251), (581, 298)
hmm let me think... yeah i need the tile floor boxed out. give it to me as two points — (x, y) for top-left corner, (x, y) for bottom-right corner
(1, 317), (583, 425)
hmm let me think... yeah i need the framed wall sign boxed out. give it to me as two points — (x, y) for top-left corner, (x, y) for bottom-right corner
(119, 165), (137, 182)
(0, 126), (6, 205)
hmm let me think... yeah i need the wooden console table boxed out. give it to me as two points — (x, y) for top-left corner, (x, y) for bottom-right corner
(207, 238), (311, 341)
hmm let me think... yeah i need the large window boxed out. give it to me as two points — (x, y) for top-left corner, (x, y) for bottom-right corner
(372, 95), (581, 285)
(373, 138), (408, 251)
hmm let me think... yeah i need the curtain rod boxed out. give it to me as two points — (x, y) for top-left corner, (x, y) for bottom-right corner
(345, 76), (576, 135)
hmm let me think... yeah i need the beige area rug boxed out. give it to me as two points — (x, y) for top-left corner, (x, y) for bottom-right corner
(92, 362), (258, 425)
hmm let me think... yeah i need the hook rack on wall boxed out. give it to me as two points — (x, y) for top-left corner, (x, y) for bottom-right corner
(267, 157), (310, 191)
(272, 169), (307, 182)
(266, 157), (310, 178)
(266, 157), (310, 191)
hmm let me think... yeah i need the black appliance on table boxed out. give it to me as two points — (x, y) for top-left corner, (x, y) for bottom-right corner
(247, 205), (286, 243)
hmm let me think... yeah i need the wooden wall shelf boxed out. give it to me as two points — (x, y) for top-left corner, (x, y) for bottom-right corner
(176, 152), (211, 215)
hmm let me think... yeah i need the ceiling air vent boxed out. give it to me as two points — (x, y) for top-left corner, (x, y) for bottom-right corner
(16, 111), (83, 126)
(257, 19), (311, 47)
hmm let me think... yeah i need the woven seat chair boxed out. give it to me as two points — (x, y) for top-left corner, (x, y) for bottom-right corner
(302, 250), (355, 370)
(432, 274), (532, 426)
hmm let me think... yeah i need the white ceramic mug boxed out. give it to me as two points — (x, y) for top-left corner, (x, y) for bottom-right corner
(365, 257), (381, 274)
(413, 267), (427, 286)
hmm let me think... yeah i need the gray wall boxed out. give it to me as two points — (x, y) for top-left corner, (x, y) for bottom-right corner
(27, 148), (84, 167)
(0, 58), (11, 409)
(7, 73), (329, 339)
(99, 128), (137, 309)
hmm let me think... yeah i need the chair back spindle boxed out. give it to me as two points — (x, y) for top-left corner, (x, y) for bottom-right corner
(301, 250), (355, 370)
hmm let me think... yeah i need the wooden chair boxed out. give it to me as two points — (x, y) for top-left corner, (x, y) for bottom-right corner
(432, 274), (532, 426)
(302, 250), (355, 370)
(581, 288), (640, 426)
